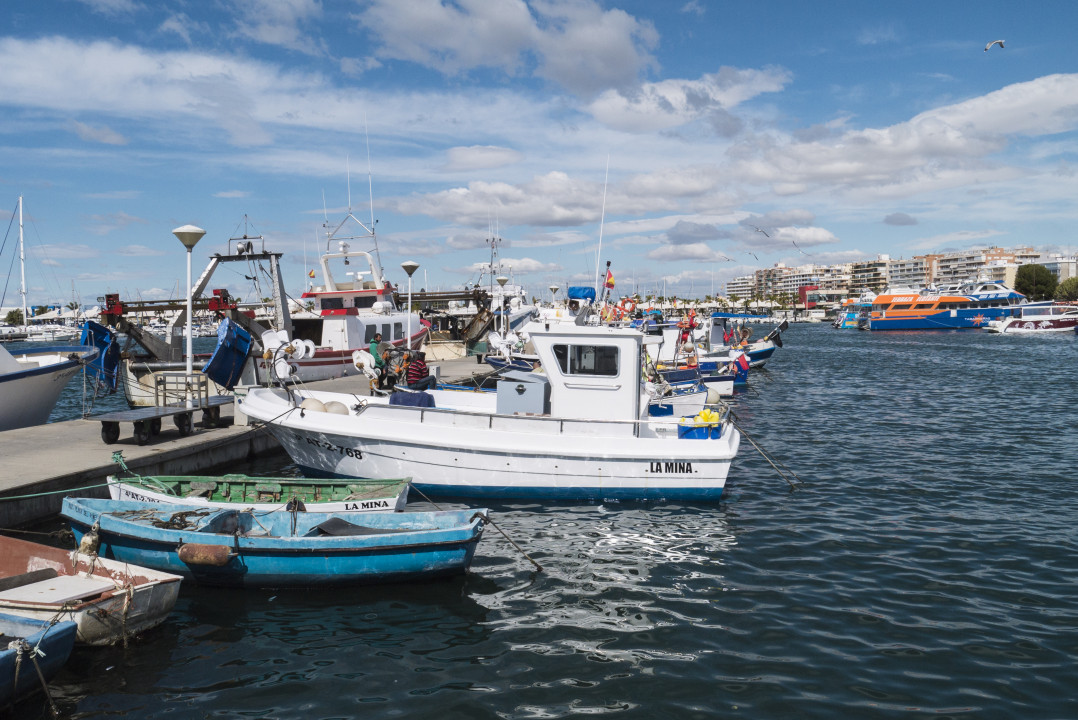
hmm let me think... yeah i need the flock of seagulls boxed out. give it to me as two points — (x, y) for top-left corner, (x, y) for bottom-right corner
(750, 224), (809, 257)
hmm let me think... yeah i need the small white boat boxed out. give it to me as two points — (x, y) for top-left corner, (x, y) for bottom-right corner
(0, 535), (181, 646)
(0, 343), (98, 431)
(985, 301), (1078, 333)
(239, 319), (741, 501)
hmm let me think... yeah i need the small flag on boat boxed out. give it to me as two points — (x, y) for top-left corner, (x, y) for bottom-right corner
(308, 269), (315, 278)
(604, 270), (615, 289)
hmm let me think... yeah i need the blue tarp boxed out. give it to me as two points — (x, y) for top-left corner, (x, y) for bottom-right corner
(567, 286), (596, 301)
(389, 390), (435, 407)
(202, 318), (252, 390)
(80, 320), (121, 391)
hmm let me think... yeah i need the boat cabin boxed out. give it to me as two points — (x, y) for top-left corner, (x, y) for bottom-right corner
(522, 320), (644, 422)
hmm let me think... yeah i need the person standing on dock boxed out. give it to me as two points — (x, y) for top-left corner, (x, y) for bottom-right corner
(369, 333), (387, 386)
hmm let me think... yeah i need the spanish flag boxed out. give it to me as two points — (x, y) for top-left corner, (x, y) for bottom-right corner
(308, 269), (316, 278)
(604, 270), (615, 289)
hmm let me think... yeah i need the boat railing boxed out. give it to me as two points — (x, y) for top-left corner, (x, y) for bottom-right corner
(349, 397), (730, 439)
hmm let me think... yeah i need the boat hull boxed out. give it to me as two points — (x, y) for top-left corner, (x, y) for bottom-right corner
(0, 613), (77, 705)
(62, 498), (484, 588)
(240, 388), (740, 501)
(0, 345), (96, 431)
(108, 474), (410, 512)
(0, 535), (181, 646)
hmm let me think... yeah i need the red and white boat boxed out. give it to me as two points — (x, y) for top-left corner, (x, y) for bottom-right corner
(264, 234), (428, 382)
(985, 301), (1078, 334)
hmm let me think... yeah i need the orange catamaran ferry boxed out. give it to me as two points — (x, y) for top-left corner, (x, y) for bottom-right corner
(868, 280), (1026, 330)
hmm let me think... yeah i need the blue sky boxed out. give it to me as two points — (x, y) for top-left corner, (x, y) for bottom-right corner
(3, 0), (1078, 308)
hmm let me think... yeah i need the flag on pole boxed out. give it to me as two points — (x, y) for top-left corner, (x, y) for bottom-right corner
(604, 270), (615, 289)
(308, 269), (316, 278)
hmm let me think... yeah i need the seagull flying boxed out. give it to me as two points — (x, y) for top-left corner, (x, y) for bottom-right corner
(984, 39), (1004, 52)
(792, 240), (808, 256)
(744, 250), (759, 261)
(751, 225), (770, 238)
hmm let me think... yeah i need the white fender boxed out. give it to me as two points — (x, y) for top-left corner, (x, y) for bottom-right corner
(351, 350), (378, 380)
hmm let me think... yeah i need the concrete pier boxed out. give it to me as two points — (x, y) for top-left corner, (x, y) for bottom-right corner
(0, 356), (498, 528)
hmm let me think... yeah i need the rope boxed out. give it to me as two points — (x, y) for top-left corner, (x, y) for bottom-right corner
(408, 485), (542, 572)
(725, 410), (804, 489)
(469, 511), (543, 572)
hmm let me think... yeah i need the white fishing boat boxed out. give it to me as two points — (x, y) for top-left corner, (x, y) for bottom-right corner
(0, 342), (98, 431)
(239, 319), (741, 501)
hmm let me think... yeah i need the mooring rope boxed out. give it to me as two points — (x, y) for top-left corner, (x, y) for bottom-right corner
(408, 485), (542, 572)
(724, 410), (804, 489)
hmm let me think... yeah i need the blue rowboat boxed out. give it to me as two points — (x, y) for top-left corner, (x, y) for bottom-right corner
(61, 498), (487, 589)
(0, 612), (78, 706)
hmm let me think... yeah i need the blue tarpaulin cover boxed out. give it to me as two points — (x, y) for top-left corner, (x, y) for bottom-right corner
(567, 286), (596, 301)
(388, 390), (435, 407)
(202, 318), (252, 390)
(80, 320), (121, 391)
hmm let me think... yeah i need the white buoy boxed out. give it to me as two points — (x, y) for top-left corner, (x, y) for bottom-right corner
(299, 398), (326, 413)
(323, 401), (349, 415)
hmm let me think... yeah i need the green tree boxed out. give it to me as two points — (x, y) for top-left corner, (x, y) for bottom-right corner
(1014, 264), (1057, 301)
(4, 309), (23, 325)
(1054, 276), (1078, 301)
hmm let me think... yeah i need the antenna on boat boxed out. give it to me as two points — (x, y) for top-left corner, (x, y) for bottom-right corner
(364, 118), (385, 278)
(593, 156), (609, 295)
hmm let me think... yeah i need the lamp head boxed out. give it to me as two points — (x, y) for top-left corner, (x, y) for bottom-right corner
(401, 260), (420, 277)
(172, 224), (206, 250)
(496, 275), (509, 287)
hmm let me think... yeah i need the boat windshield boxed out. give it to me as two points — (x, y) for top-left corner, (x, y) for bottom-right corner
(552, 344), (619, 376)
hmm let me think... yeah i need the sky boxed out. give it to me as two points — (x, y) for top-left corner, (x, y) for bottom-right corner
(3, 0), (1078, 309)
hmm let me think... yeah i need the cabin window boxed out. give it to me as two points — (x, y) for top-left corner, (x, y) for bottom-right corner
(914, 303), (935, 310)
(382, 324), (391, 340)
(353, 296), (377, 309)
(393, 322), (403, 339)
(364, 325), (378, 343)
(551, 344), (619, 376)
(891, 304), (912, 310)
(321, 298), (344, 310)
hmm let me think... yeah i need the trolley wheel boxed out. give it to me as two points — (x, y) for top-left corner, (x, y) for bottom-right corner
(134, 421), (150, 446)
(175, 412), (193, 437)
(202, 409), (216, 428)
(150, 418), (162, 435)
(101, 422), (121, 445)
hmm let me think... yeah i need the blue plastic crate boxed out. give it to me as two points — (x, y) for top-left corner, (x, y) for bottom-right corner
(677, 421), (722, 439)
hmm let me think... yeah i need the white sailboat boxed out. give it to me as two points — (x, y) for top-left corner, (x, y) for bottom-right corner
(0, 197), (99, 430)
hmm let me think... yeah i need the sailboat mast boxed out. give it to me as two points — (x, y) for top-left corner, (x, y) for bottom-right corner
(18, 195), (27, 328)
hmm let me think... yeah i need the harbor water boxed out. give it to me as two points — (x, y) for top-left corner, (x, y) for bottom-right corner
(11, 325), (1078, 719)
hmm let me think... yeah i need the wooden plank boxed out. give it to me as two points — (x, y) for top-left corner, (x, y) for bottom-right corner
(0, 574), (116, 604)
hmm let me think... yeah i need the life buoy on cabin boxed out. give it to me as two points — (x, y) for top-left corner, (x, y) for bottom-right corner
(616, 298), (637, 316)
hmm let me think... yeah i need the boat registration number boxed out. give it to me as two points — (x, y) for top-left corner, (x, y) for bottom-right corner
(306, 437), (363, 458)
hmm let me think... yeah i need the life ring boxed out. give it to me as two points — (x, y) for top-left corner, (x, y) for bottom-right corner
(677, 318), (689, 329)
(617, 298), (637, 316)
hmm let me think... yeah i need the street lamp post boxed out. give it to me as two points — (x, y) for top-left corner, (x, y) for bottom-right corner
(548, 284), (559, 306)
(401, 261), (420, 349)
(173, 224), (206, 408)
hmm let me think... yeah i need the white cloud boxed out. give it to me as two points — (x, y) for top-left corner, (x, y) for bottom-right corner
(907, 229), (1007, 252)
(647, 242), (729, 263)
(230, 0), (324, 54)
(587, 66), (792, 133)
(69, 120), (127, 145)
(85, 212), (147, 235)
(354, 0), (657, 97)
(73, 0), (141, 15)
(442, 145), (524, 172)
(116, 244), (166, 257)
(214, 190), (250, 198)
